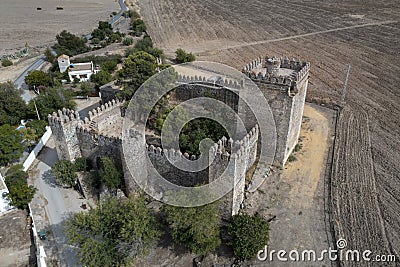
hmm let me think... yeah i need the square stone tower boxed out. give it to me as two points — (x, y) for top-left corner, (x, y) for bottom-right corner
(242, 56), (310, 166)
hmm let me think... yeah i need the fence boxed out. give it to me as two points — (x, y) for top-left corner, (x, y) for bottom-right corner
(23, 127), (52, 172)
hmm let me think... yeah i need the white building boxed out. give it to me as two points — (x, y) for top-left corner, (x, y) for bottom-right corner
(57, 54), (99, 82)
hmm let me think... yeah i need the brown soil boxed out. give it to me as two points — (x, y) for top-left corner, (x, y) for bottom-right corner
(137, 0), (400, 263)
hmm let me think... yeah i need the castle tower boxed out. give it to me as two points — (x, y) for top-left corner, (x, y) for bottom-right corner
(48, 108), (82, 161)
(57, 54), (70, 73)
(242, 56), (310, 166)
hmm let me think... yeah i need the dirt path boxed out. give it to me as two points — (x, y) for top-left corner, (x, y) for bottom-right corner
(243, 103), (335, 266)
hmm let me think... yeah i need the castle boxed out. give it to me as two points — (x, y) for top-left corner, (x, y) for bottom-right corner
(48, 56), (310, 216)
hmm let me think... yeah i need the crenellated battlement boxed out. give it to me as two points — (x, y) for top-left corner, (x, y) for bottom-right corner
(146, 144), (198, 161)
(242, 56), (310, 91)
(87, 98), (124, 122)
(209, 124), (259, 163)
(177, 74), (244, 90)
(48, 108), (81, 126)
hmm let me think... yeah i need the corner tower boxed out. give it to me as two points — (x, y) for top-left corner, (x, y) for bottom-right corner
(242, 56), (310, 166)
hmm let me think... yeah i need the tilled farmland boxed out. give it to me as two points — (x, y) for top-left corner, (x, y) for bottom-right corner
(138, 0), (400, 264)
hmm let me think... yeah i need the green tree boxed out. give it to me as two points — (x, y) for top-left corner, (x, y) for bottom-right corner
(24, 70), (53, 89)
(123, 37), (134, 46)
(91, 70), (112, 89)
(74, 157), (92, 172)
(44, 47), (56, 63)
(131, 19), (147, 36)
(0, 82), (27, 126)
(101, 60), (118, 72)
(164, 202), (221, 255)
(228, 214), (270, 260)
(0, 124), (24, 166)
(175, 48), (196, 63)
(118, 51), (157, 100)
(1, 59), (13, 67)
(99, 157), (123, 193)
(125, 36), (164, 58)
(52, 160), (77, 187)
(56, 30), (89, 56)
(64, 196), (160, 267)
(5, 165), (36, 209)
(20, 127), (38, 146)
(25, 120), (47, 137)
(27, 87), (76, 119)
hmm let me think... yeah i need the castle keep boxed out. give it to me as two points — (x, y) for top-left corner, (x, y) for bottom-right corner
(48, 56), (310, 216)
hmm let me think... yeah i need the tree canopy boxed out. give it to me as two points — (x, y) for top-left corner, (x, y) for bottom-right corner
(91, 70), (113, 89)
(0, 82), (27, 126)
(0, 124), (24, 166)
(175, 48), (196, 63)
(164, 201), (221, 255)
(5, 164), (36, 209)
(24, 70), (53, 90)
(118, 51), (158, 100)
(228, 214), (270, 260)
(28, 87), (76, 120)
(64, 196), (160, 267)
(52, 160), (77, 187)
(56, 30), (89, 56)
(99, 157), (123, 193)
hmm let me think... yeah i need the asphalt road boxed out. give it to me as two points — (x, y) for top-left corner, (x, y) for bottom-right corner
(15, 0), (128, 102)
(34, 139), (82, 266)
(14, 56), (45, 103)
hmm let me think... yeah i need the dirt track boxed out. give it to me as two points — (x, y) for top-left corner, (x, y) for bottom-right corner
(137, 0), (400, 263)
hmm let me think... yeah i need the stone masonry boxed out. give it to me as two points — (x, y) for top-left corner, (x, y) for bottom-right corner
(48, 56), (310, 217)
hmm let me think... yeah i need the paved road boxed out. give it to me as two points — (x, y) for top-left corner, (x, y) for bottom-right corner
(34, 139), (82, 266)
(14, 56), (46, 103)
(16, 0), (128, 101)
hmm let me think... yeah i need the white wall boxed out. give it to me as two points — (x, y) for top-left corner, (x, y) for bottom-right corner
(23, 126), (52, 172)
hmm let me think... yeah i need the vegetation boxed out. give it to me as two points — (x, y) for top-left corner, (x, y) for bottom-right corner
(117, 51), (158, 100)
(288, 154), (297, 162)
(175, 48), (196, 63)
(24, 70), (53, 90)
(0, 82), (28, 126)
(91, 70), (112, 89)
(25, 120), (47, 137)
(0, 124), (24, 166)
(56, 30), (89, 56)
(1, 59), (13, 67)
(28, 87), (76, 120)
(74, 157), (92, 172)
(228, 214), (270, 260)
(123, 37), (134, 46)
(64, 196), (160, 267)
(164, 202), (221, 255)
(44, 47), (56, 63)
(131, 19), (147, 36)
(5, 165), (36, 209)
(52, 160), (77, 187)
(99, 157), (123, 193)
(125, 35), (164, 59)
(294, 142), (303, 152)
(91, 21), (123, 45)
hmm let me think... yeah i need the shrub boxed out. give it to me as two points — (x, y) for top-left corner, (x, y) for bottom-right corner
(175, 48), (195, 63)
(123, 37), (134, 46)
(74, 157), (92, 172)
(1, 59), (13, 67)
(52, 160), (77, 187)
(288, 154), (297, 162)
(228, 214), (270, 260)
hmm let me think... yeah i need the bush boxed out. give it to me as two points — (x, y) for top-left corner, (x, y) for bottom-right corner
(175, 48), (195, 63)
(288, 154), (297, 162)
(228, 214), (270, 260)
(52, 160), (77, 187)
(164, 201), (221, 255)
(123, 37), (134, 46)
(74, 157), (92, 172)
(1, 59), (13, 67)
(5, 165), (36, 209)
